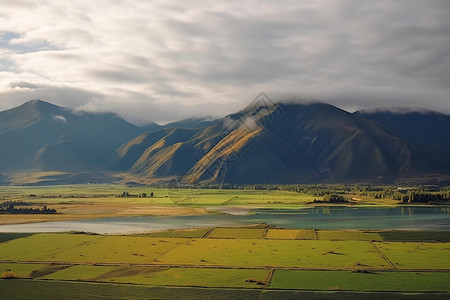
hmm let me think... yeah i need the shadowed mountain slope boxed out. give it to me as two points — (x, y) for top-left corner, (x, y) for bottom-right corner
(355, 109), (450, 170)
(0, 100), (142, 171)
(1, 100), (449, 184)
(113, 102), (449, 184)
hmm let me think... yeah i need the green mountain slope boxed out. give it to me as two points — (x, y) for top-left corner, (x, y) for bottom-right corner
(0, 100), (142, 171)
(1, 99), (448, 184)
(113, 102), (448, 183)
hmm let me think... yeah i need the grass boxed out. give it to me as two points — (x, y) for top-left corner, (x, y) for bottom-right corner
(0, 233), (102, 261)
(104, 267), (269, 288)
(43, 264), (270, 288)
(317, 230), (383, 241)
(158, 239), (389, 269)
(0, 233), (34, 243)
(0, 234), (188, 264)
(270, 270), (450, 292)
(374, 242), (450, 270)
(139, 228), (211, 238)
(42, 265), (120, 281)
(208, 228), (266, 239)
(0, 263), (48, 278)
(380, 231), (450, 242)
(2, 232), (449, 272)
(265, 229), (316, 240)
(0, 279), (263, 300)
(48, 236), (188, 264)
(0, 231), (449, 296)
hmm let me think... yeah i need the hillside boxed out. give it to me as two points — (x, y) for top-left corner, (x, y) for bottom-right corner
(0, 100), (142, 172)
(1, 99), (449, 185)
(113, 102), (449, 184)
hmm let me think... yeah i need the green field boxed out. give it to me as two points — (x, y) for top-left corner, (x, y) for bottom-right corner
(270, 270), (450, 291)
(0, 263), (48, 278)
(1, 233), (449, 271)
(139, 228), (211, 238)
(1, 184), (449, 298)
(374, 241), (450, 269)
(317, 230), (383, 241)
(265, 229), (317, 240)
(157, 239), (389, 269)
(100, 267), (269, 288)
(0, 230), (449, 298)
(207, 228), (267, 239)
(380, 231), (450, 242)
(0, 233), (34, 243)
(0, 280), (263, 300)
(8, 280), (447, 300)
(0, 185), (318, 206)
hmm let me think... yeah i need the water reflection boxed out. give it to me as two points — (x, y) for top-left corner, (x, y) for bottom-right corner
(401, 206), (414, 216)
(0, 206), (448, 234)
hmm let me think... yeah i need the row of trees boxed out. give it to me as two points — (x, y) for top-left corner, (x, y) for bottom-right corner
(0, 204), (57, 214)
(401, 192), (449, 203)
(118, 192), (154, 198)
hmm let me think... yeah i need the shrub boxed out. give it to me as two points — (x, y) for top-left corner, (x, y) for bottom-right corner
(1, 271), (16, 279)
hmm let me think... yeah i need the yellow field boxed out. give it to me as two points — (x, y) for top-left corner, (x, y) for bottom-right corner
(265, 229), (316, 240)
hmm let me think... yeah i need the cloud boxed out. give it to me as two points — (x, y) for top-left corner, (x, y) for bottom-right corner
(53, 114), (67, 123)
(0, 0), (449, 124)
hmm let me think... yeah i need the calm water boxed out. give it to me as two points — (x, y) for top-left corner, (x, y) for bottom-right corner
(0, 206), (449, 234)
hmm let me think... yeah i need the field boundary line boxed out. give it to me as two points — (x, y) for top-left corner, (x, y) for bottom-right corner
(153, 239), (192, 262)
(264, 268), (274, 288)
(371, 241), (397, 270)
(262, 227), (269, 239)
(202, 228), (215, 238)
(2, 260), (450, 272)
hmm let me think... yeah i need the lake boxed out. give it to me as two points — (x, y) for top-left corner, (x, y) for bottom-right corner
(0, 206), (449, 234)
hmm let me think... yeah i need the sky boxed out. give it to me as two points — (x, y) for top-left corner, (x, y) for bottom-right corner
(0, 0), (449, 124)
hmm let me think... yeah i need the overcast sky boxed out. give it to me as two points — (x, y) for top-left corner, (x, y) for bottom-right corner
(0, 0), (449, 124)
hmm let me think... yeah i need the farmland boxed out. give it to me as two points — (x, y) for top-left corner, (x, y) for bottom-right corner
(0, 184), (449, 298)
(0, 184), (401, 225)
(0, 229), (449, 299)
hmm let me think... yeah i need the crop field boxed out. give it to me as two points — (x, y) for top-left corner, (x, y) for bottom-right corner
(0, 263), (48, 278)
(156, 239), (389, 269)
(270, 270), (450, 291)
(0, 233), (34, 243)
(0, 184), (449, 298)
(207, 228), (266, 239)
(140, 228), (211, 238)
(317, 230), (383, 241)
(0, 185), (327, 226)
(379, 231), (450, 242)
(1, 233), (449, 271)
(0, 233), (102, 261)
(0, 229), (449, 299)
(2, 280), (448, 300)
(42, 265), (124, 281)
(265, 229), (317, 239)
(374, 241), (450, 270)
(98, 267), (269, 288)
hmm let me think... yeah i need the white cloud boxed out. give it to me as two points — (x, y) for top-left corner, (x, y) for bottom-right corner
(53, 114), (67, 123)
(0, 0), (449, 124)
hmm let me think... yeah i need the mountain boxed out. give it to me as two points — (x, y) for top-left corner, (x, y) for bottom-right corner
(112, 102), (450, 184)
(140, 117), (217, 132)
(162, 117), (217, 129)
(355, 109), (450, 169)
(0, 100), (142, 172)
(1, 99), (449, 185)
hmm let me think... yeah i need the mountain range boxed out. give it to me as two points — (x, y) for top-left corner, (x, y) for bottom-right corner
(1, 99), (449, 185)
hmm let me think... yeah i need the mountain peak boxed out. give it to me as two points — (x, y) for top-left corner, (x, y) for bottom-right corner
(21, 99), (62, 112)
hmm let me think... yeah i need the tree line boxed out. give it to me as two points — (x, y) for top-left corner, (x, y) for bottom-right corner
(0, 204), (57, 214)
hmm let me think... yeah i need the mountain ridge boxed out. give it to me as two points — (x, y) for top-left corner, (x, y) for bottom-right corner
(1, 99), (449, 185)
